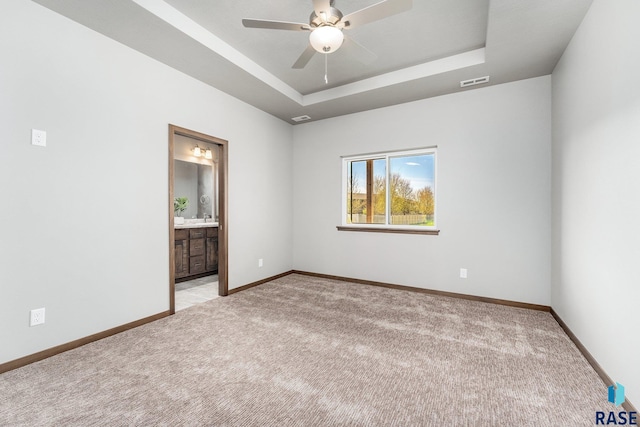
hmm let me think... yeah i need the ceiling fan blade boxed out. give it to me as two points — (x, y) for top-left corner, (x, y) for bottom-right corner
(342, 35), (377, 65)
(312, 0), (333, 16)
(341, 0), (412, 29)
(242, 19), (310, 31)
(292, 45), (317, 69)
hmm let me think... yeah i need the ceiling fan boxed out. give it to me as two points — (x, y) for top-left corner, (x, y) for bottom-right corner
(242, 0), (413, 70)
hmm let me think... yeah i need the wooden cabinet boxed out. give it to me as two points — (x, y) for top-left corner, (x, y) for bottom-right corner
(174, 226), (218, 281)
(206, 227), (218, 272)
(174, 229), (189, 279)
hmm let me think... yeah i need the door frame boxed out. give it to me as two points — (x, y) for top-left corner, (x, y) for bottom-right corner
(169, 124), (228, 313)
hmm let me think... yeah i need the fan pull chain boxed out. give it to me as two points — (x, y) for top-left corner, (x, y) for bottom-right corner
(324, 54), (328, 84)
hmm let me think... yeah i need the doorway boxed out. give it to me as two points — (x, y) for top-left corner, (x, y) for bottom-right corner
(169, 125), (228, 314)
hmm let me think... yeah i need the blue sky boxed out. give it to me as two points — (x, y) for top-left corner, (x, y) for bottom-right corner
(349, 154), (435, 193)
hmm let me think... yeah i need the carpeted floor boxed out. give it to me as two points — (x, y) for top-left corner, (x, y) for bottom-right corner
(0, 274), (610, 426)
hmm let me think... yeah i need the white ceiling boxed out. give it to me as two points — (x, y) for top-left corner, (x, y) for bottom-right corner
(32, 0), (592, 124)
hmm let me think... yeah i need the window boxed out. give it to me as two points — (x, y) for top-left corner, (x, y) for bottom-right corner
(341, 147), (437, 234)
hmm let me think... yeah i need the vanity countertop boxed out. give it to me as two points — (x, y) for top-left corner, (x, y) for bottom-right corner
(175, 221), (218, 229)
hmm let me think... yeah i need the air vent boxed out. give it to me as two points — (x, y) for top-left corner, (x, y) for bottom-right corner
(460, 76), (490, 88)
(291, 115), (311, 122)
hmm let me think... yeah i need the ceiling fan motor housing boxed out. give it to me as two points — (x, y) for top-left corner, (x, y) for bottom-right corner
(309, 7), (343, 28)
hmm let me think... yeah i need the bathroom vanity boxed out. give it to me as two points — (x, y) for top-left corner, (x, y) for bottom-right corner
(174, 222), (218, 281)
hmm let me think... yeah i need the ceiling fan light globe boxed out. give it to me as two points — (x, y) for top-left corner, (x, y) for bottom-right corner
(309, 26), (344, 54)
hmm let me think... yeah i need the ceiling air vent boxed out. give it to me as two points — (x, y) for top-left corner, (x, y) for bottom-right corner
(460, 76), (490, 88)
(291, 115), (311, 122)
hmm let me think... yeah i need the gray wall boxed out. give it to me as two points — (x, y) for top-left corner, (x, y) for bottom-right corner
(0, 0), (293, 364)
(551, 0), (640, 403)
(292, 76), (552, 306)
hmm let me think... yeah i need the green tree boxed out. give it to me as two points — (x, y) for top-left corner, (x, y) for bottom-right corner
(390, 173), (414, 215)
(347, 174), (365, 220)
(373, 175), (386, 216)
(416, 187), (435, 216)
(360, 173), (435, 224)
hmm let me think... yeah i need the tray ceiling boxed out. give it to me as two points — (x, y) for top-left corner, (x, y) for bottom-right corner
(32, 0), (592, 124)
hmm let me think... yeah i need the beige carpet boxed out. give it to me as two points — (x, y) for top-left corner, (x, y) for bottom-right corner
(0, 274), (608, 426)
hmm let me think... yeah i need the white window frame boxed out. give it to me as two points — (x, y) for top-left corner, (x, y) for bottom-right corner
(340, 147), (438, 233)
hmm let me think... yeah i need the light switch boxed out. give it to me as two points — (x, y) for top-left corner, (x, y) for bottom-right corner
(31, 129), (46, 147)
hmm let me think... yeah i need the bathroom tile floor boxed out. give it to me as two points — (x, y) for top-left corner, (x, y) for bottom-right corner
(175, 275), (219, 311)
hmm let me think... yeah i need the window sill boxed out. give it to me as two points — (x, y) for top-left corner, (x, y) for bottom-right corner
(336, 226), (440, 235)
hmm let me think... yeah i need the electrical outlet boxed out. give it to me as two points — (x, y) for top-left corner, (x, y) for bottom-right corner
(31, 129), (47, 147)
(258, 258), (263, 268)
(30, 308), (46, 326)
(460, 268), (468, 279)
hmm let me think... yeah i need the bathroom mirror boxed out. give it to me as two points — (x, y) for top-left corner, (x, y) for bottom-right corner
(172, 134), (219, 222)
(174, 160), (216, 220)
